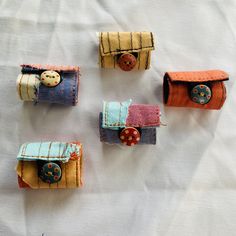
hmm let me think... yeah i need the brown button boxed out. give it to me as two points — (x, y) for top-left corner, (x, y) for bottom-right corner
(120, 127), (141, 146)
(117, 53), (137, 71)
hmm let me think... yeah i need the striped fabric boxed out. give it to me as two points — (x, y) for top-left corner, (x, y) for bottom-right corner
(102, 99), (132, 129)
(16, 74), (40, 101)
(99, 32), (155, 70)
(16, 142), (83, 189)
(17, 142), (81, 163)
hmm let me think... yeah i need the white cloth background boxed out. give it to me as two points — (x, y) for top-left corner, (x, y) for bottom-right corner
(0, 0), (236, 235)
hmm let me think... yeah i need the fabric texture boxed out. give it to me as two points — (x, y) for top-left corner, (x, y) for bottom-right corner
(1, 1), (236, 235)
(18, 64), (80, 105)
(99, 32), (154, 70)
(126, 104), (161, 127)
(17, 142), (81, 163)
(16, 74), (41, 101)
(102, 99), (132, 129)
(37, 70), (79, 105)
(16, 142), (83, 189)
(166, 70), (228, 82)
(163, 70), (228, 109)
(102, 99), (160, 129)
(99, 113), (156, 144)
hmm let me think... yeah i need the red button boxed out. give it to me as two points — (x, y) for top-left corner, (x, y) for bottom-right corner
(117, 53), (137, 71)
(120, 127), (140, 146)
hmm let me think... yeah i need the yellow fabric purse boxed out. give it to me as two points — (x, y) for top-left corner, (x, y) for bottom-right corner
(99, 32), (155, 71)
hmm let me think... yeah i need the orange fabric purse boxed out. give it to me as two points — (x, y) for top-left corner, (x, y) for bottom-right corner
(163, 70), (229, 110)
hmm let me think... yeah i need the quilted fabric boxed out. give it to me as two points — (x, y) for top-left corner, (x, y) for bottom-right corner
(17, 142), (81, 163)
(102, 99), (160, 128)
(102, 99), (132, 129)
(99, 113), (156, 144)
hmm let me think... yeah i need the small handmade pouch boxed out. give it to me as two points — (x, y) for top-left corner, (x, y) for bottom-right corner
(163, 70), (229, 109)
(99, 99), (160, 146)
(16, 141), (83, 189)
(17, 64), (80, 105)
(99, 32), (155, 71)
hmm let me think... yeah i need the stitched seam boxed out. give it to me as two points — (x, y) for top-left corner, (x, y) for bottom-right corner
(105, 102), (127, 127)
(20, 155), (68, 158)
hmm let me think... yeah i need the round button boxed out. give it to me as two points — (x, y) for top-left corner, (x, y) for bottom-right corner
(120, 127), (141, 146)
(39, 162), (62, 184)
(40, 70), (61, 87)
(191, 84), (212, 105)
(117, 53), (137, 71)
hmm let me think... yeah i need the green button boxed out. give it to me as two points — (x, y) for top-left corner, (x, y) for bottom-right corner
(191, 84), (212, 105)
(39, 162), (62, 184)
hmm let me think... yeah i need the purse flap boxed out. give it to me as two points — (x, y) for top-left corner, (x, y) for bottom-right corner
(102, 99), (160, 129)
(17, 142), (82, 163)
(165, 70), (229, 83)
(99, 32), (155, 56)
(126, 104), (160, 127)
(102, 99), (132, 129)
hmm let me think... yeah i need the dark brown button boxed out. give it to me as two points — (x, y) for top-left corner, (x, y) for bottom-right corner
(117, 53), (137, 71)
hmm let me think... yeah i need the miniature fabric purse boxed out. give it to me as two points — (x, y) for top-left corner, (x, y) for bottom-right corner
(17, 64), (80, 106)
(163, 70), (229, 109)
(99, 99), (160, 146)
(16, 141), (83, 189)
(99, 32), (155, 71)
